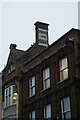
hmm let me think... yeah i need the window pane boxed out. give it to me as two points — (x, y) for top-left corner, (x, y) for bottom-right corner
(9, 87), (11, 94)
(13, 92), (17, 104)
(61, 58), (68, 70)
(13, 85), (17, 92)
(44, 80), (47, 89)
(32, 77), (35, 86)
(44, 79), (50, 89)
(60, 71), (62, 81)
(61, 97), (71, 119)
(61, 68), (68, 80)
(47, 79), (50, 88)
(6, 89), (8, 96)
(13, 85), (17, 104)
(32, 111), (35, 119)
(33, 87), (35, 95)
(29, 76), (35, 97)
(43, 68), (50, 89)
(63, 97), (70, 112)
(44, 104), (51, 118)
(47, 105), (51, 118)
(65, 111), (71, 119)
(46, 68), (50, 78)
(31, 88), (33, 96)
(59, 57), (68, 81)
(8, 63), (15, 74)
(43, 68), (50, 80)
(5, 88), (9, 106)
(63, 68), (68, 80)
(31, 87), (35, 96)
(29, 77), (35, 87)
(9, 95), (11, 105)
(6, 96), (8, 106)
(29, 111), (35, 120)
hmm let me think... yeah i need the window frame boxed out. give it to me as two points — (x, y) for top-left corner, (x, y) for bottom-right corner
(13, 85), (17, 104)
(4, 85), (17, 108)
(59, 56), (68, 81)
(44, 104), (51, 119)
(29, 110), (35, 120)
(43, 67), (50, 90)
(29, 76), (35, 97)
(8, 63), (15, 74)
(61, 96), (71, 119)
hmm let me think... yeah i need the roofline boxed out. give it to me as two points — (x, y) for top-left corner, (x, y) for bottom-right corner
(49, 28), (80, 48)
(34, 21), (49, 26)
(24, 28), (80, 66)
(2, 28), (80, 71)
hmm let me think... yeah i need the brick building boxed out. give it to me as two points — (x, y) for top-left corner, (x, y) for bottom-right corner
(2, 43), (26, 119)
(78, 1), (80, 29)
(2, 21), (80, 119)
(0, 72), (3, 120)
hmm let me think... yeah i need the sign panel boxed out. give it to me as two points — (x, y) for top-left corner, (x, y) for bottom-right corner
(38, 28), (48, 41)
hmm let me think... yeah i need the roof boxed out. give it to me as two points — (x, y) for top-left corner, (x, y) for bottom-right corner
(3, 28), (80, 72)
(13, 49), (26, 59)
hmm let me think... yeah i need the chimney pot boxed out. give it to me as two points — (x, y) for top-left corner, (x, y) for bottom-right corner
(9, 43), (17, 50)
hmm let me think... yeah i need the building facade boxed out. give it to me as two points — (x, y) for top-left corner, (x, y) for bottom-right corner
(2, 21), (80, 119)
(0, 72), (3, 120)
(78, 1), (80, 29)
(2, 44), (26, 119)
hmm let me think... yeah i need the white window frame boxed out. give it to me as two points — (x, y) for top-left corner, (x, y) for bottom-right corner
(5, 86), (12, 107)
(43, 67), (50, 90)
(44, 104), (51, 119)
(8, 63), (15, 74)
(29, 110), (35, 120)
(4, 85), (17, 108)
(13, 85), (17, 104)
(61, 96), (71, 119)
(59, 57), (68, 81)
(29, 76), (35, 97)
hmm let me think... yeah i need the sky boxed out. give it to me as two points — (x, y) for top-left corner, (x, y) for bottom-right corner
(0, 0), (80, 72)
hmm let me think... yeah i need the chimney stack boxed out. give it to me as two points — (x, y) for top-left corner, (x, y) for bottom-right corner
(9, 43), (17, 50)
(34, 21), (49, 47)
